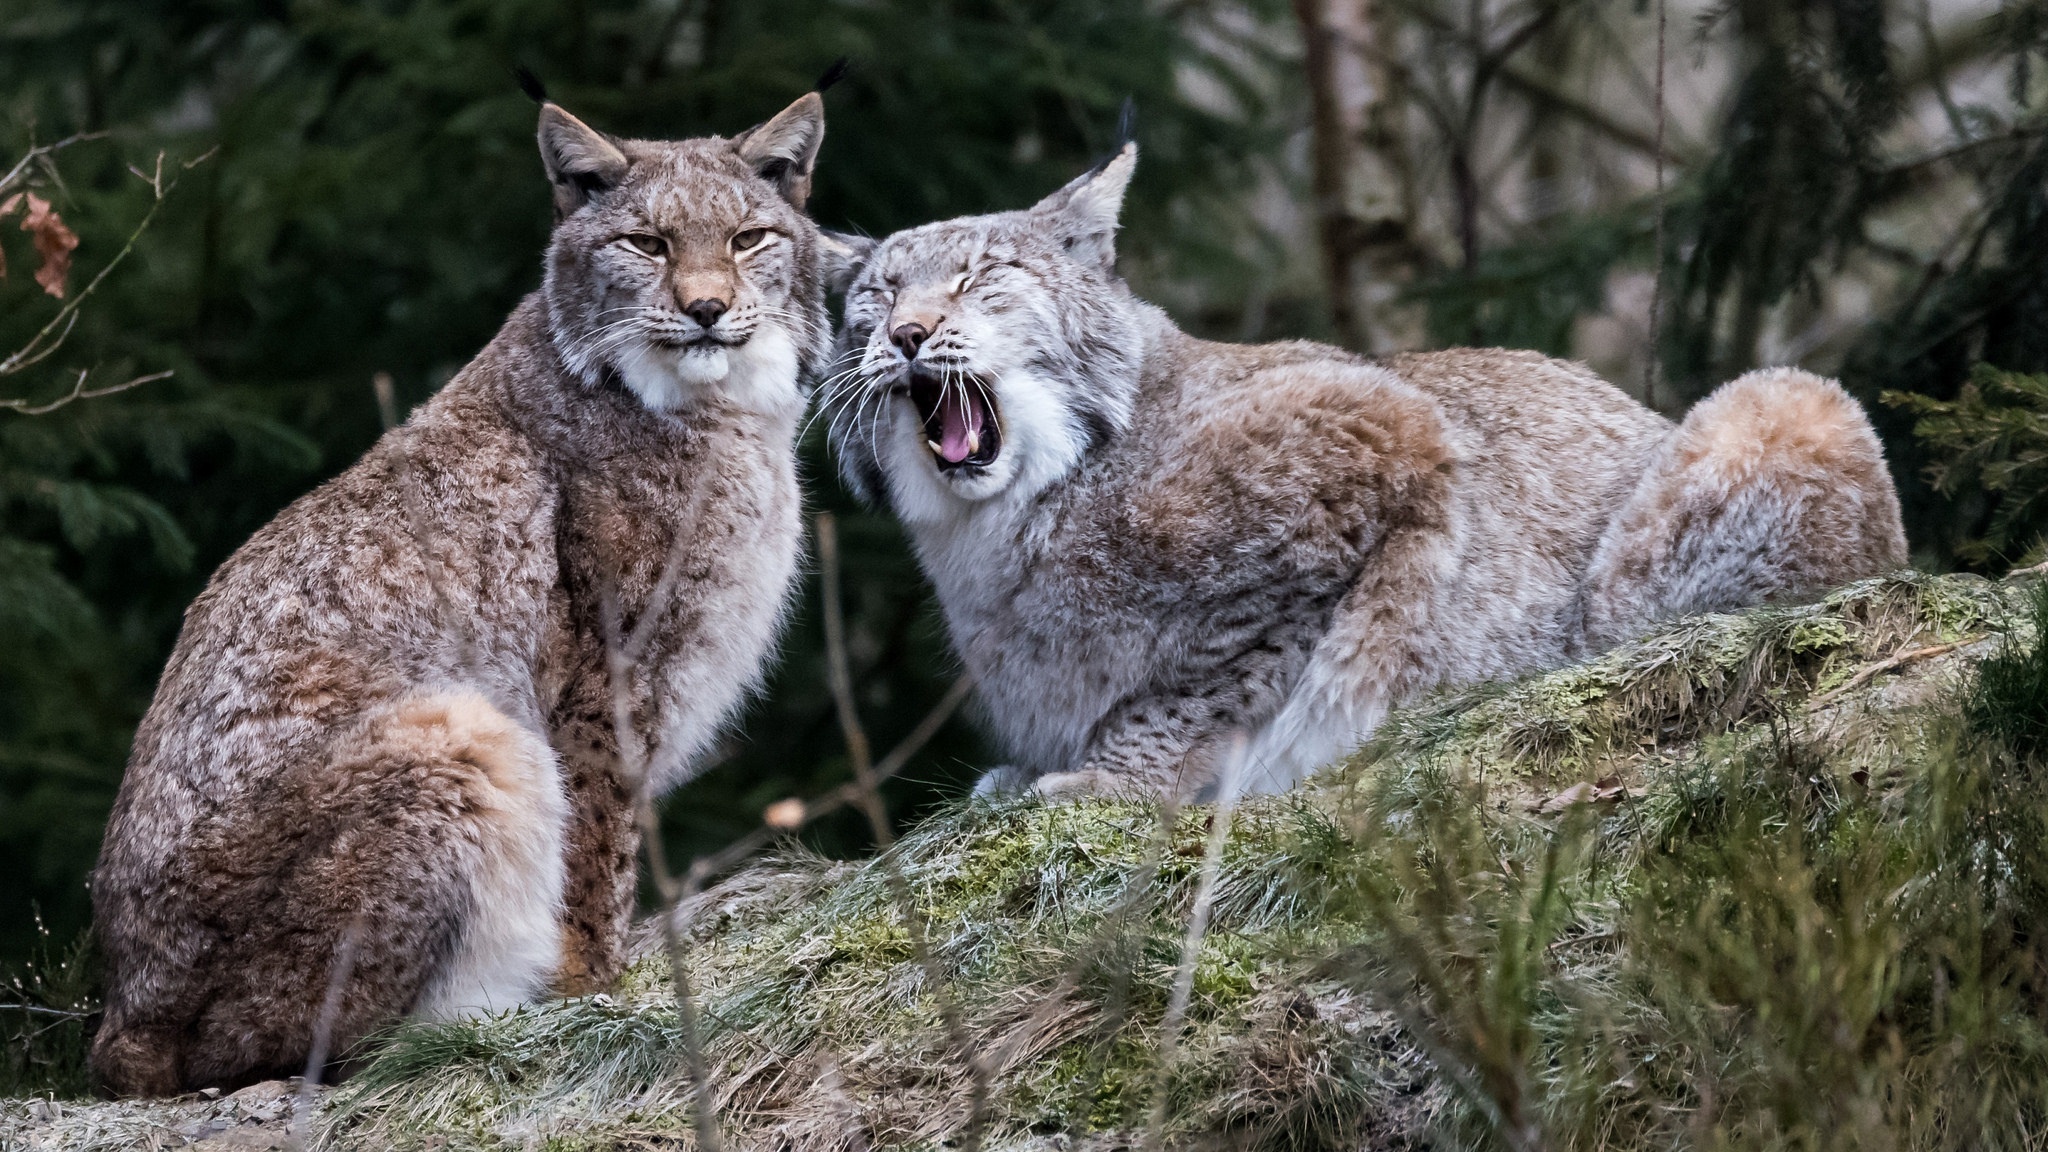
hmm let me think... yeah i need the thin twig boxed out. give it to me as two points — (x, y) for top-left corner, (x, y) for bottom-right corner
(290, 913), (365, 1150)
(598, 587), (724, 1152)
(1807, 642), (1967, 710)
(1142, 734), (1248, 1152)
(818, 512), (996, 1150)
(0, 132), (106, 201)
(1644, 0), (1668, 408)
(0, 368), (171, 415)
(0, 1003), (92, 1019)
(1046, 795), (1187, 1137)
(681, 674), (974, 894)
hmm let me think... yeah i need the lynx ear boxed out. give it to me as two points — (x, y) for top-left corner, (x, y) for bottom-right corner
(818, 230), (874, 293)
(537, 104), (629, 219)
(732, 92), (827, 208)
(1031, 143), (1136, 272)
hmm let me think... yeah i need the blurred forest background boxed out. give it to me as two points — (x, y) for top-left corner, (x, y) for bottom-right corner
(1, 0), (2045, 973)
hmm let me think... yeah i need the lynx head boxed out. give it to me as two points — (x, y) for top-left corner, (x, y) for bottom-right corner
(535, 90), (864, 413)
(827, 145), (1147, 519)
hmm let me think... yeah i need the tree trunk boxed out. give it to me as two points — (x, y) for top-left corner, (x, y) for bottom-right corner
(1292, 0), (1424, 352)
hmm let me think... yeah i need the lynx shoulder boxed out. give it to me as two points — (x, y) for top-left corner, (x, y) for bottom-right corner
(827, 145), (1906, 799)
(90, 86), (854, 1096)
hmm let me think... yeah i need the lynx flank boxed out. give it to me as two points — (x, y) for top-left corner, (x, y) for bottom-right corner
(90, 87), (853, 1095)
(828, 144), (1906, 798)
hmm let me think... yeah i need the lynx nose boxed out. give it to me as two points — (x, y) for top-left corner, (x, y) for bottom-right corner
(891, 322), (930, 359)
(683, 298), (729, 329)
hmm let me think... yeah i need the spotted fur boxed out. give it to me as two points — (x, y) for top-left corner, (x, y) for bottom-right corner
(827, 145), (1907, 798)
(91, 92), (841, 1096)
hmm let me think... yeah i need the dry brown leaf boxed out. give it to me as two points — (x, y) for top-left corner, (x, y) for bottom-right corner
(20, 194), (79, 298)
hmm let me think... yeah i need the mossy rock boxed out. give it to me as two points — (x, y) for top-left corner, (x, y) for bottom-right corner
(9, 571), (2046, 1151)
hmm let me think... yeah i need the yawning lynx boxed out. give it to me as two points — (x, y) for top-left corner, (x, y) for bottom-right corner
(828, 144), (1906, 797)
(91, 84), (850, 1095)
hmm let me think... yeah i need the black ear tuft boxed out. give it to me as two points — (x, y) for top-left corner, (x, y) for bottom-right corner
(814, 56), (851, 93)
(515, 66), (549, 105)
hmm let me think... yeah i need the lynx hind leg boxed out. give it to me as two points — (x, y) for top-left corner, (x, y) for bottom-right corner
(1581, 368), (1907, 650)
(158, 692), (564, 1091)
(400, 693), (569, 1019)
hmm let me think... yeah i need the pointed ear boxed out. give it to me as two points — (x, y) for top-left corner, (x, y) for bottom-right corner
(1030, 143), (1137, 271)
(818, 230), (874, 293)
(732, 92), (827, 208)
(537, 103), (629, 218)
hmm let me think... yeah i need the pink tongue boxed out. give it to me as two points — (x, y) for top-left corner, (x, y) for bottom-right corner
(937, 390), (984, 463)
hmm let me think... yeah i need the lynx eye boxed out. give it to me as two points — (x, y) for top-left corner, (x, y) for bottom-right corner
(623, 234), (667, 258)
(732, 228), (770, 253)
(958, 262), (1013, 294)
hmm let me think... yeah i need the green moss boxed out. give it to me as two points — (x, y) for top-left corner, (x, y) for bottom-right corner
(1785, 612), (1854, 653)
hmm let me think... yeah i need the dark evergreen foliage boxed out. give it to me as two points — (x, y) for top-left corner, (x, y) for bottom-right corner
(1887, 365), (2048, 566)
(1971, 579), (2048, 762)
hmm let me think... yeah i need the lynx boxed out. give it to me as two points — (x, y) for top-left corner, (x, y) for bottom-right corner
(827, 145), (1907, 798)
(90, 84), (855, 1095)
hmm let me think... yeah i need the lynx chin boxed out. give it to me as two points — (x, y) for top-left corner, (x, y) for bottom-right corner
(90, 85), (859, 1096)
(828, 143), (1907, 799)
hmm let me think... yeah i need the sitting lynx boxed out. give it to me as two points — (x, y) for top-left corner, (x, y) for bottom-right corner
(91, 84), (852, 1095)
(828, 144), (1906, 797)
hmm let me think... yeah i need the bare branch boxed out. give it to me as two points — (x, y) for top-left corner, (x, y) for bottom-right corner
(0, 132), (107, 202)
(0, 368), (171, 415)
(1, 149), (197, 386)
(0, 1003), (92, 1019)
(817, 511), (996, 1149)
(597, 583), (725, 1152)
(681, 674), (973, 894)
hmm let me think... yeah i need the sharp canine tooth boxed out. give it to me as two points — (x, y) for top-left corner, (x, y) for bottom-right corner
(927, 439), (943, 455)
(967, 428), (980, 455)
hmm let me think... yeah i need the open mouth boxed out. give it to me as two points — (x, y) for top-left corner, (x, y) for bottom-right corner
(908, 370), (1002, 471)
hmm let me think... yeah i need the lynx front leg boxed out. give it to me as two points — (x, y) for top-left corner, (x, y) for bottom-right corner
(1032, 706), (1242, 800)
(1579, 368), (1907, 651)
(1035, 625), (1319, 800)
(547, 673), (643, 996)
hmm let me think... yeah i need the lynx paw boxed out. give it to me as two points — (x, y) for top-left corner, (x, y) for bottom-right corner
(1030, 768), (1135, 800)
(971, 764), (1032, 797)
